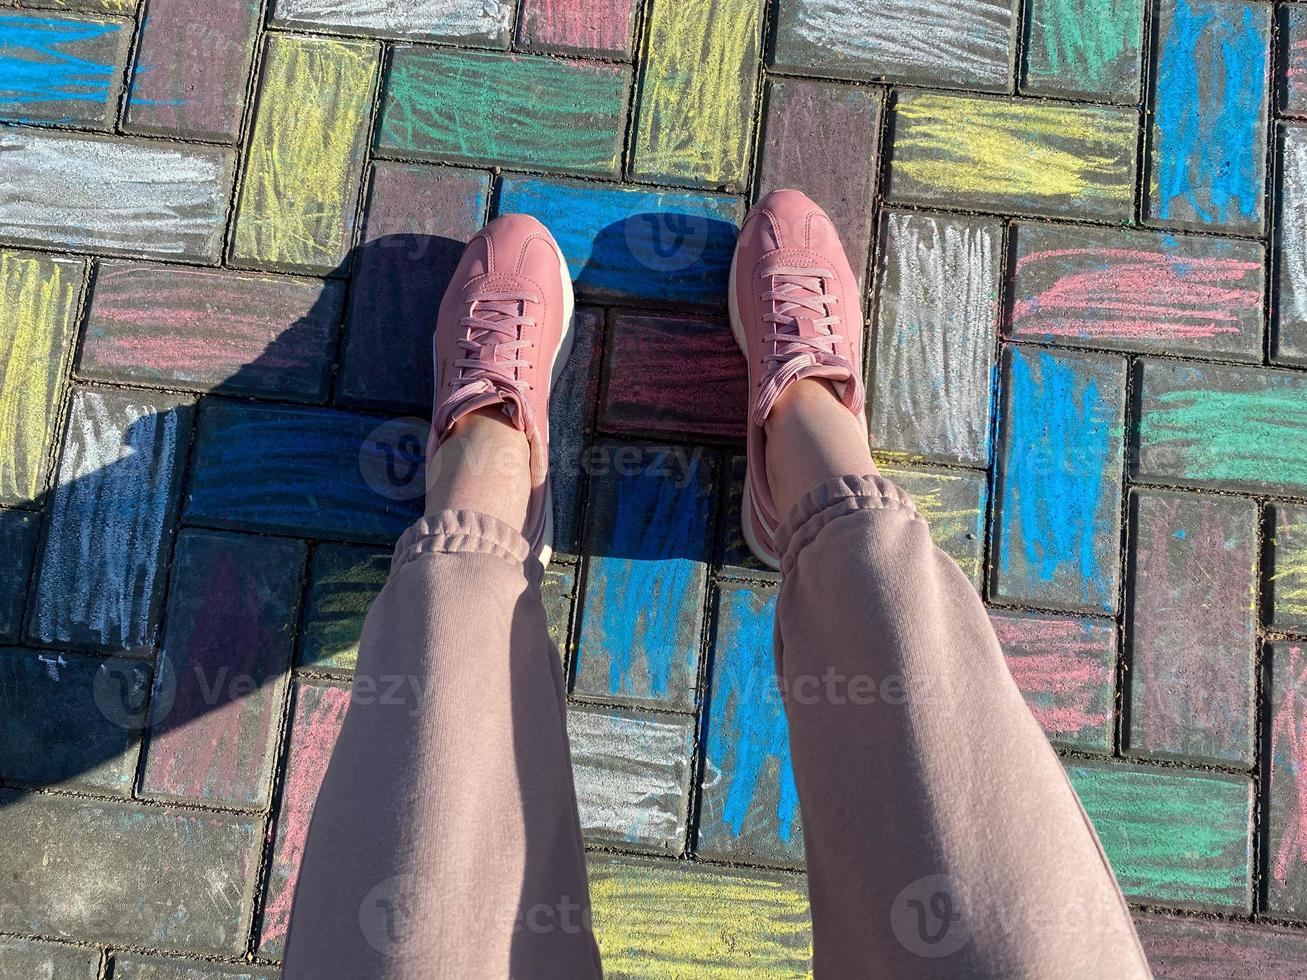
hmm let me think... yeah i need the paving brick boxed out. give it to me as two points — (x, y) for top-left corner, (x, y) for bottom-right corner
(0, 249), (83, 505)
(567, 703), (693, 852)
(1270, 641), (1307, 919)
(515, 0), (635, 58)
(988, 610), (1115, 752)
(879, 463), (989, 588)
(298, 542), (388, 673)
(1125, 490), (1257, 766)
(993, 347), (1127, 614)
(1135, 911), (1307, 977)
(0, 646), (148, 792)
(230, 34), (378, 276)
(543, 560), (577, 656)
(337, 162), (489, 413)
(0, 789), (260, 952)
(1022, 0), (1143, 102)
(378, 49), (629, 178)
(630, 0), (762, 189)
(1146, 0), (1271, 234)
(269, 0), (513, 45)
(12, 0), (139, 10)
(574, 442), (714, 710)
(496, 176), (742, 307)
(772, 0), (1016, 91)
(755, 77), (881, 290)
(28, 387), (194, 654)
(0, 11), (130, 128)
(601, 311), (746, 440)
(587, 854), (811, 974)
(0, 130), (234, 261)
(1133, 358), (1307, 495)
(0, 937), (98, 979)
(1275, 123), (1307, 367)
(185, 399), (425, 544)
(123, 0), (260, 141)
(549, 307), (604, 557)
(139, 529), (304, 808)
(870, 211), (1000, 466)
(1270, 504), (1307, 630)
(80, 261), (344, 401)
(886, 90), (1137, 221)
(1068, 761), (1253, 910)
(0, 507), (39, 640)
(111, 953), (280, 980)
(698, 583), (804, 868)
(258, 678), (349, 958)
(1008, 221), (1264, 360)
(1282, 5), (1307, 117)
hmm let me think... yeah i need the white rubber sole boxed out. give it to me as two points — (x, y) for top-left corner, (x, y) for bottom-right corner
(727, 248), (782, 572)
(536, 245), (576, 569)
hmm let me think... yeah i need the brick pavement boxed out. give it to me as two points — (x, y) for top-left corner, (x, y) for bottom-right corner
(0, 0), (1305, 975)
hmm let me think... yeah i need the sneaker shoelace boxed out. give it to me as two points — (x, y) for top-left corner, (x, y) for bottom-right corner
(433, 288), (540, 437)
(753, 264), (864, 427)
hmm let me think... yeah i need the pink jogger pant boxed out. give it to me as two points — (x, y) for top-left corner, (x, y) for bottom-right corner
(282, 474), (1152, 977)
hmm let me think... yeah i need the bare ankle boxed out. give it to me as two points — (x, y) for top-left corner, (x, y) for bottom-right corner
(764, 379), (875, 519)
(425, 407), (531, 529)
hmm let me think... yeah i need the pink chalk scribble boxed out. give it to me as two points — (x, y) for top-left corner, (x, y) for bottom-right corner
(1273, 645), (1307, 889)
(260, 684), (350, 950)
(1010, 247), (1260, 341)
(991, 615), (1111, 736)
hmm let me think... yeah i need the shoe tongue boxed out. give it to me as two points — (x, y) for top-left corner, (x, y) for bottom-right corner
(445, 385), (528, 434)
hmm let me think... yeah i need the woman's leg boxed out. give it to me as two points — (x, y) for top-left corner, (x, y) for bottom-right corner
(283, 214), (601, 978)
(732, 190), (1149, 976)
(767, 380), (1150, 978)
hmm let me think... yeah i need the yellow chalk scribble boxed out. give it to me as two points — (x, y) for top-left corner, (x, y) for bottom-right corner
(891, 91), (1137, 210)
(632, 0), (762, 187)
(0, 251), (81, 504)
(881, 464), (985, 582)
(588, 854), (812, 977)
(232, 34), (378, 273)
(1273, 514), (1307, 621)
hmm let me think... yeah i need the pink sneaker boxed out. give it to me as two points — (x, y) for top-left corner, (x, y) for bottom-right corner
(431, 213), (575, 565)
(729, 189), (866, 569)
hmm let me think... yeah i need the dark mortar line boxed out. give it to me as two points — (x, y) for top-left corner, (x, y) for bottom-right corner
(1265, 3), (1282, 372)
(0, 928), (281, 974)
(219, 26), (275, 267)
(247, 579), (316, 960)
(880, 195), (1270, 246)
(1054, 745), (1255, 779)
(0, 116), (235, 149)
(739, 0), (774, 205)
(1112, 354), (1139, 759)
(109, 0), (147, 135)
(564, 692), (697, 720)
(763, 66), (1148, 112)
(1135, 0), (1159, 231)
(0, 777), (272, 817)
(1008, 0), (1026, 99)
(615, 0), (650, 185)
(980, 218), (1015, 608)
